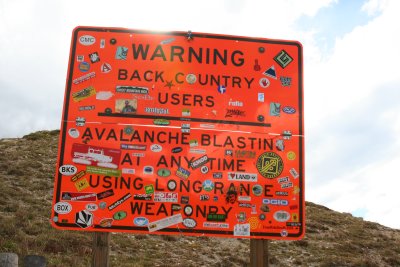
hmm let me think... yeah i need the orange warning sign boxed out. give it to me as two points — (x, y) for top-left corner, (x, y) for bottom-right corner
(51, 26), (305, 240)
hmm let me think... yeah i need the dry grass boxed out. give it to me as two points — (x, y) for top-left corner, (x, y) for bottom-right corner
(1, 131), (400, 266)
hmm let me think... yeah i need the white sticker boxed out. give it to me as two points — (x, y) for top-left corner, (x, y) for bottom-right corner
(54, 202), (72, 214)
(59, 165), (77, 176)
(234, 223), (250, 236)
(148, 214), (183, 232)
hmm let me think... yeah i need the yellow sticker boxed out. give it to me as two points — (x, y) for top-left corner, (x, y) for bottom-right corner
(75, 178), (90, 192)
(72, 86), (96, 102)
(287, 151), (296, 160)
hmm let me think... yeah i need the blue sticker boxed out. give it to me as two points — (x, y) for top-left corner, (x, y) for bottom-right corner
(270, 102), (281, 116)
(115, 46), (128, 60)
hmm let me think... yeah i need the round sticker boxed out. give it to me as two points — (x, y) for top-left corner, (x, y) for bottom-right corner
(186, 74), (197, 84)
(252, 184), (263, 196)
(287, 151), (296, 160)
(68, 128), (80, 138)
(167, 180), (177, 190)
(184, 205), (193, 216)
(256, 152), (284, 178)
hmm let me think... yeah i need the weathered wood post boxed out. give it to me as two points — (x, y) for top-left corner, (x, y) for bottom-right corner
(250, 239), (269, 267)
(92, 232), (110, 267)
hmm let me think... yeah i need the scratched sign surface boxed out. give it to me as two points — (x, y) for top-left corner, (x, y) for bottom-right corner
(51, 26), (304, 240)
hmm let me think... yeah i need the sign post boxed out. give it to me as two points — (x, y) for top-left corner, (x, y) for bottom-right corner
(52, 26), (304, 246)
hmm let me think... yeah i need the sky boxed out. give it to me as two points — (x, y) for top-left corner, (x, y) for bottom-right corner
(1, 0), (400, 229)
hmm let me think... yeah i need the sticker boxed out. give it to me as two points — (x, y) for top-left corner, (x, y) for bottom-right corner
(157, 168), (171, 177)
(116, 86), (149, 94)
(227, 172), (257, 182)
(247, 217), (260, 230)
(101, 63), (112, 73)
(144, 185), (154, 194)
(85, 203), (98, 212)
(86, 166), (121, 176)
(62, 192), (96, 201)
(282, 106), (296, 114)
(99, 218), (113, 227)
(75, 210), (93, 228)
(171, 147), (183, 153)
(154, 119), (170, 126)
(116, 99), (137, 114)
(148, 214), (183, 232)
(217, 85), (226, 94)
(108, 193), (131, 211)
(160, 38), (175, 45)
(100, 39), (105, 48)
(274, 50), (293, 68)
(150, 144), (162, 152)
(273, 211), (290, 222)
(252, 184), (263, 196)
(263, 198), (288, 206)
(96, 91), (114, 100)
(115, 46), (128, 60)
(186, 74), (197, 84)
(258, 93), (264, 102)
(54, 202), (72, 214)
(113, 211), (127, 220)
(270, 102), (281, 116)
(79, 35), (95, 46)
(287, 151), (296, 160)
(74, 178), (89, 192)
(280, 76), (292, 87)
(89, 52), (100, 63)
(97, 189), (115, 200)
(259, 77), (270, 88)
(202, 180), (214, 192)
(76, 55), (84, 62)
(200, 166), (209, 174)
(176, 166), (190, 180)
(190, 155), (208, 169)
(289, 168), (299, 179)
(78, 62), (90, 72)
(143, 166), (154, 175)
(154, 192), (178, 203)
(184, 205), (193, 216)
(182, 218), (197, 228)
(263, 65), (277, 79)
(73, 72), (96, 85)
(134, 217), (149, 226)
(71, 170), (85, 182)
(256, 152), (284, 178)
(167, 180), (177, 191)
(72, 86), (96, 102)
(59, 165), (77, 176)
(234, 223), (250, 236)
(71, 143), (121, 169)
(276, 139), (285, 151)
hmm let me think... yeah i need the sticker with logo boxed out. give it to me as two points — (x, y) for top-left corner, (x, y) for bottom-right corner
(247, 217), (260, 230)
(256, 152), (284, 179)
(157, 168), (171, 177)
(202, 180), (214, 192)
(154, 119), (170, 126)
(252, 184), (263, 196)
(59, 165), (77, 176)
(72, 86), (96, 102)
(167, 180), (177, 191)
(74, 178), (90, 192)
(225, 109), (246, 118)
(258, 92), (265, 102)
(99, 218), (113, 227)
(89, 52), (100, 63)
(144, 185), (154, 194)
(75, 210), (93, 228)
(150, 144), (162, 152)
(115, 46), (128, 60)
(85, 203), (98, 212)
(134, 217), (149, 226)
(263, 65), (277, 79)
(234, 223), (250, 236)
(259, 77), (270, 88)
(78, 61), (90, 72)
(282, 106), (296, 114)
(71, 170), (85, 182)
(113, 211), (127, 220)
(97, 189), (115, 200)
(207, 214), (226, 222)
(287, 151), (296, 160)
(273, 210), (290, 222)
(274, 50), (293, 68)
(227, 172), (257, 182)
(182, 218), (197, 228)
(73, 72), (96, 85)
(280, 76), (292, 87)
(116, 99), (137, 114)
(148, 214), (183, 232)
(79, 35), (96, 46)
(68, 128), (80, 138)
(186, 74), (196, 84)
(289, 168), (299, 179)
(54, 202), (72, 214)
(270, 102), (281, 116)
(275, 139), (285, 151)
(190, 155), (208, 169)
(176, 166), (190, 180)
(101, 63), (112, 73)
(143, 166), (154, 175)
(184, 205), (193, 216)
(154, 192), (178, 203)
(62, 192), (96, 201)
(116, 86), (149, 94)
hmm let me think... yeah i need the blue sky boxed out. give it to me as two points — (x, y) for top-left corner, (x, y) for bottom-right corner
(1, 0), (400, 229)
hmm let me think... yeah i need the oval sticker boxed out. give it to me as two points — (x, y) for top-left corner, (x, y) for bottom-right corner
(79, 35), (96, 46)
(54, 202), (72, 214)
(282, 106), (296, 114)
(157, 168), (171, 177)
(113, 211), (127, 220)
(273, 210), (290, 222)
(134, 217), (149, 226)
(59, 165), (77, 176)
(182, 218), (197, 228)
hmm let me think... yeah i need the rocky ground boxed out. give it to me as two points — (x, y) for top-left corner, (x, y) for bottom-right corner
(1, 130), (400, 266)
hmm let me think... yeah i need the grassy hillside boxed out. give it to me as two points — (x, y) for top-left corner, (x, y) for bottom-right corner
(1, 130), (400, 266)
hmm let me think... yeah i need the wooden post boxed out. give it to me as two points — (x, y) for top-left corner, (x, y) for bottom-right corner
(250, 239), (269, 267)
(92, 232), (110, 267)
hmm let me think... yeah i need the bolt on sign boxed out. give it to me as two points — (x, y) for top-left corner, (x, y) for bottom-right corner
(51, 26), (304, 240)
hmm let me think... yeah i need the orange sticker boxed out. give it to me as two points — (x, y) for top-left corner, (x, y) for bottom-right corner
(51, 26), (305, 240)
